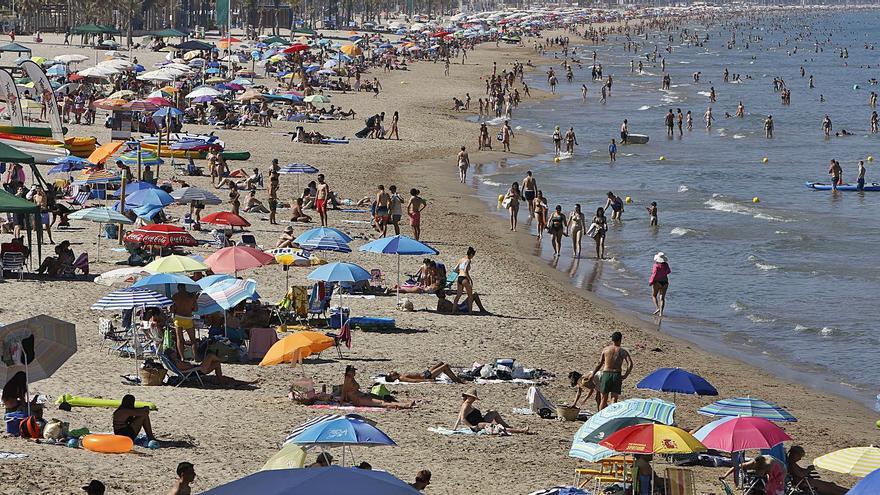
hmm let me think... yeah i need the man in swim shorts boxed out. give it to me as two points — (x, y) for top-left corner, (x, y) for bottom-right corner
(407, 188), (427, 240)
(593, 331), (634, 410)
(315, 174), (329, 226)
(171, 285), (199, 361)
(522, 171), (537, 218)
(374, 184), (391, 236)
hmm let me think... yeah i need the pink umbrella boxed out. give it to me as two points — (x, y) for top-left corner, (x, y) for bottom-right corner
(124, 100), (159, 112)
(694, 416), (792, 452)
(144, 96), (175, 107)
(204, 246), (275, 274)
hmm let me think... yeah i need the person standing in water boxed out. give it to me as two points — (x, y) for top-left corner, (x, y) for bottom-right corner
(649, 252), (671, 317)
(547, 205), (567, 258)
(590, 207), (607, 259)
(620, 119), (629, 144)
(605, 191), (624, 220)
(608, 139), (617, 163)
(501, 121), (514, 152)
(871, 110), (878, 134)
(504, 182), (521, 232)
(457, 146), (470, 184)
(764, 115), (774, 138)
(552, 126), (562, 156)
(676, 109), (683, 135)
(646, 201), (658, 226)
(581, 84), (588, 102)
(857, 160), (866, 191)
(665, 109), (675, 137)
(568, 204), (585, 258)
(592, 331), (634, 410)
(704, 107), (714, 129)
(686, 110), (693, 130)
(828, 159), (842, 189)
(822, 115), (832, 137)
(736, 101), (745, 117)
(522, 171), (537, 219)
(565, 127), (578, 154)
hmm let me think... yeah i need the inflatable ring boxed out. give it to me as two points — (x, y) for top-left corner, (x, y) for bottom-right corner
(82, 434), (133, 454)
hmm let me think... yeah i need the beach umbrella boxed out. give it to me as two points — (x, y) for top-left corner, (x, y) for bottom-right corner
(290, 415), (395, 447)
(848, 468), (880, 494)
(124, 100), (158, 112)
(261, 443), (307, 470)
(295, 227), (352, 244)
(145, 97), (175, 107)
(197, 278), (259, 314)
(55, 54), (89, 63)
(152, 107), (182, 119)
(144, 254), (208, 274)
(201, 466), (419, 495)
(698, 397), (797, 422)
(279, 163), (319, 174)
(204, 246), (275, 274)
(131, 273), (199, 297)
(308, 262), (369, 283)
(815, 447), (880, 477)
(94, 266), (151, 286)
(201, 211), (250, 228)
(186, 86), (222, 99)
(69, 207), (133, 262)
(123, 224), (197, 248)
(599, 424), (705, 455)
(259, 331), (334, 366)
(0, 314), (76, 387)
(527, 488), (591, 495)
(636, 368), (718, 398)
(340, 44), (363, 56)
(197, 274), (235, 290)
(570, 398), (676, 462)
(120, 150), (164, 167)
(298, 235), (352, 253)
(170, 187), (221, 205)
(47, 156), (93, 174)
(283, 43), (310, 53)
(88, 141), (124, 166)
(303, 94), (330, 104)
(693, 416), (792, 452)
(582, 417), (659, 444)
(108, 89), (136, 99)
(46, 65), (67, 76)
(91, 287), (173, 310)
(76, 66), (113, 79)
(124, 188), (174, 208)
(360, 235), (439, 304)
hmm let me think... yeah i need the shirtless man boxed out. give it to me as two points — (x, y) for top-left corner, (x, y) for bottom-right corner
(168, 462), (195, 495)
(171, 285), (199, 361)
(457, 146), (470, 184)
(592, 331), (634, 410)
(375, 185), (391, 237)
(315, 174), (329, 226)
(522, 171), (537, 218)
(406, 188), (427, 240)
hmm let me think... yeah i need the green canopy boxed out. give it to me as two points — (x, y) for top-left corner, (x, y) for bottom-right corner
(71, 24), (119, 35)
(0, 142), (34, 164)
(263, 36), (291, 45)
(0, 188), (38, 214)
(0, 42), (32, 54)
(175, 40), (213, 51)
(293, 28), (316, 36)
(151, 28), (187, 38)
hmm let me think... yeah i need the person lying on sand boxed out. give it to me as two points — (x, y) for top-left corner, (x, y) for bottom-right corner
(385, 362), (464, 383)
(435, 290), (488, 314)
(454, 388), (529, 434)
(342, 365), (413, 409)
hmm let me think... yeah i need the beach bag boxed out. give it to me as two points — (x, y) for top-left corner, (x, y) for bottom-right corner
(18, 416), (42, 439)
(370, 384), (393, 400)
(501, 197), (512, 209)
(289, 377), (316, 402)
(42, 419), (69, 440)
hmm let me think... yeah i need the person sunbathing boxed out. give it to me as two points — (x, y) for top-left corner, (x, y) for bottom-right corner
(454, 388), (529, 434)
(163, 347), (253, 386)
(277, 226), (296, 248)
(290, 198), (312, 223)
(244, 189), (269, 213)
(435, 290), (488, 314)
(342, 365), (414, 409)
(385, 362), (464, 383)
(113, 394), (156, 441)
(787, 446), (847, 495)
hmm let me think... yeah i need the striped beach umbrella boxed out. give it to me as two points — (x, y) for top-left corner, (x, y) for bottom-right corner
(197, 274), (236, 290)
(814, 447), (880, 477)
(170, 186), (222, 205)
(197, 278), (259, 317)
(0, 315), (76, 386)
(570, 398), (676, 462)
(91, 287), (173, 310)
(298, 235), (351, 253)
(294, 227), (352, 244)
(693, 416), (791, 452)
(698, 397), (797, 422)
(120, 149), (164, 167)
(283, 414), (344, 445)
(279, 163), (318, 174)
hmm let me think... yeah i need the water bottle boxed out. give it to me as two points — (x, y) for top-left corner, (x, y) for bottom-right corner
(874, 394), (880, 413)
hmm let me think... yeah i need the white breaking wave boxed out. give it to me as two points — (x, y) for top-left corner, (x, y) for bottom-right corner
(704, 198), (791, 222)
(670, 227), (696, 237)
(480, 179), (501, 187)
(793, 324), (810, 332)
(678, 184), (689, 193)
(820, 326), (835, 336)
(746, 314), (777, 323)
(733, 134), (746, 139)
(638, 105), (651, 110)
(730, 301), (748, 312)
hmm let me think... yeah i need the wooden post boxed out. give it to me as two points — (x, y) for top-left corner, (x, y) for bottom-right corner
(117, 174), (127, 245)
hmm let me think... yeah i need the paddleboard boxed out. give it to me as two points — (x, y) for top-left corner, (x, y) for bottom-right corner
(625, 134), (649, 144)
(805, 181), (880, 191)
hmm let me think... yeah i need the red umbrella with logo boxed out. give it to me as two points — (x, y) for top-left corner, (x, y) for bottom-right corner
(283, 43), (310, 53)
(201, 211), (251, 228)
(123, 224), (197, 247)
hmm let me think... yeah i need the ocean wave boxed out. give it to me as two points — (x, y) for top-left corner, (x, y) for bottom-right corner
(670, 227), (697, 237)
(697, 91), (712, 97)
(746, 313), (777, 323)
(730, 301), (748, 312)
(678, 184), (689, 193)
(480, 179), (501, 187)
(678, 61), (692, 64)
(637, 105), (651, 110)
(793, 324), (810, 332)
(747, 254), (779, 271)
(820, 326), (836, 336)
(733, 134), (746, 139)
(704, 198), (791, 222)
(484, 117), (505, 126)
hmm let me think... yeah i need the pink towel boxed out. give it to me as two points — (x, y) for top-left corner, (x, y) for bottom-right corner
(247, 327), (278, 361)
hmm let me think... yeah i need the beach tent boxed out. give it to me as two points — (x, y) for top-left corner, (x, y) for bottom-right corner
(151, 28), (187, 39)
(71, 24), (119, 35)
(0, 42), (32, 57)
(175, 40), (213, 51)
(0, 187), (42, 264)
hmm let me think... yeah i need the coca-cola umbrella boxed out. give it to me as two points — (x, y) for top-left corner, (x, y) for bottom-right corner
(123, 224), (197, 248)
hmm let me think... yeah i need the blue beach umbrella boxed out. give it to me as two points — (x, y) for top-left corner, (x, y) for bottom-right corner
(201, 466), (419, 495)
(91, 287), (173, 310)
(197, 273), (236, 290)
(120, 149), (164, 167)
(359, 235), (439, 304)
(196, 278), (259, 315)
(47, 156), (93, 174)
(124, 187), (175, 207)
(299, 236), (351, 253)
(153, 107), (183, 118)
(848, 468), (880, 495)
(288, 415), (395, 467)
(132, 273), (199, 297)
(698, 397), (797, 422)
(308, 262), (369, 320)
(636, 368), (718, 397)
(295, 227), (352, 244)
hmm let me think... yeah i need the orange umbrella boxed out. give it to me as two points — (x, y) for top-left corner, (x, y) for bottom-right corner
(93, 98), (127, 110)
(259, 331), (334, 365)
(88, 141), (124, 165)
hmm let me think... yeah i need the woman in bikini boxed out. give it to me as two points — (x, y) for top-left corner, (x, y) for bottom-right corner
(384, 362), (464, 383)
(342, 366), (413, 409)
(592, 207), (607, 259)
(112, 394), (156, 441)
(534, 191), (547, 239)
(649, 252), (671, 317)
(454, 388), (529, 433)
(453, 247), (476, 314)
(547, 205), (567, 258)
(504, 182), (521, 231)
(568, 203), (585, 258)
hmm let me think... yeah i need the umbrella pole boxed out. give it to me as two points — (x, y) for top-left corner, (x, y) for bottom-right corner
(96, 222), (101, 263)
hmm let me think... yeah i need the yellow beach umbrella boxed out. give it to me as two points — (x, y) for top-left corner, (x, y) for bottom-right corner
(30, 56), (46, 65)
(815, 447), (880, 477)
(599, 424), (706, 455)
(160, 85), (178, 93)
(269, 54), (284, 63)
(340, 44), (362, 56)
(205, 77), (226, 84)
(261, 443), (307, 470)
(259, 331), (334, 366)
(144, 254), (209, 274)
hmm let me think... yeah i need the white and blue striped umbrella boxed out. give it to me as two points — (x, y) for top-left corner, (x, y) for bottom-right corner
(91, 287), (173, 310)
(569, 398), (676, 462)
(170, 187), (222, 205)
(69, 207), (133, 224)
(132, 273), (199, 297)
(196, 278), (259, 315)
(279, 163), (319, 174)
(697, 397), (796, 422)
(298, 235), (351, 253)
(294, 227), (352, 244)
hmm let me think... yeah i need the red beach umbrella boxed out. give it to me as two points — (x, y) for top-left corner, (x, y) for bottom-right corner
(283, 43), (310, 53)
(201, 211), (251, 228)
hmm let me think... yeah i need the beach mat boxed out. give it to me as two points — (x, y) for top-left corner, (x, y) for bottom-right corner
(428, 427), (479, 436)
(373, 374), (454, 385)
(307, 404), (386, 412)
(56, 394), (158, 411)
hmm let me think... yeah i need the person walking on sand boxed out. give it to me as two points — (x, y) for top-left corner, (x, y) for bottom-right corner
(548, 205), (567, 258)
(593, 331), (634, 410)
(315, 174), (330, 226)
(534, 191), (547, 239)
(649, 252), (671, 317)
(407, 188), (426, 240)
(501, 121), (514, 152)
(568, 204), (585, 258)
(457, 146), (470, 184)
(522, 171), (537, 219)
(453, 247), (476, 314)
(375, 185), (391, 237)
(504, 182), (521, 232)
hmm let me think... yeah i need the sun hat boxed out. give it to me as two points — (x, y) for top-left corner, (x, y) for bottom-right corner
(654, 252), (668, 264)
(462, 387), (479, 400)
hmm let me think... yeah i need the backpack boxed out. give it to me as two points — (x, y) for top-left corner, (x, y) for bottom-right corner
(19, 416), (42, 439)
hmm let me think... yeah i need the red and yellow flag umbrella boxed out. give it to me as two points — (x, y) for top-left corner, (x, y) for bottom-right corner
(599, 424), (706, 455)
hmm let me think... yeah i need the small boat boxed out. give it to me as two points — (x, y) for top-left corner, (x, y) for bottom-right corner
(624, 134), (649, 144)
(0, 138), (70, 163)
(220, 151), (250, 161)
(805, 181), (880, 191)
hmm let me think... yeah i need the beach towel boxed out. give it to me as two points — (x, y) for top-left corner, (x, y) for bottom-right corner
(528, 386), (555, 414)
(0, 452), (27, 460)
(428, 427), (480, 436)
(373, 374), (454, 385)
(474, 377), (541, 385)
(307, 404), (385, 412)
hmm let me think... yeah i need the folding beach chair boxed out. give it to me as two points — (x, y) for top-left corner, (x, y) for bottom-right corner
(99, 318), (129, 352)
(787, 476), (817, 495)
(160, 352), (205, 388)
(2, 252), (26, 280)
(307, 282), (333, 321)
(369, 268), (384, 287)
(721, 481), (737, 495)
(326, 321), (352, 359)
(66, 190), (90, 210)
(665, 467), (696, 495)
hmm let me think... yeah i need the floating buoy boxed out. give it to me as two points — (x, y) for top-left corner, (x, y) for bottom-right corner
(762, 157), (769, 163)
(625, 196), (632, 203)
(868, 155), (874, 162)
(659, 155), (666, 161)
(876, 419), (880, 428)
(498, 195), (504, 203)
(554, 157), (560, 163)
(752, 197), (760, 203)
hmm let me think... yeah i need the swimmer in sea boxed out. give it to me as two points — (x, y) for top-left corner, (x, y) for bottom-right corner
(646, 201), (658, 226)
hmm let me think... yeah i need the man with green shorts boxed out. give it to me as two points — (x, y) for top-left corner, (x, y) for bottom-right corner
(593, 331), (634, 410)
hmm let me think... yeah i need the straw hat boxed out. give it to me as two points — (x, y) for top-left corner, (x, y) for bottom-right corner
(462, 388), (479, 400)
(654, 252), (668, 264)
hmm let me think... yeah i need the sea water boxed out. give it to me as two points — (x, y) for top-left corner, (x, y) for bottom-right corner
(473, 11), (880, 407)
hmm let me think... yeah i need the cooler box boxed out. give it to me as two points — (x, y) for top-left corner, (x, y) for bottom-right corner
(5, 411), (27, 435)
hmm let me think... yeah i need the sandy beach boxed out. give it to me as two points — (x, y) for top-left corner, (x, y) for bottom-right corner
(0, 23), (877, 494)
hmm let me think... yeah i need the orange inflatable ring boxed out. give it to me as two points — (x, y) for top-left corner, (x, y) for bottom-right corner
(82, 434), (133, 453)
